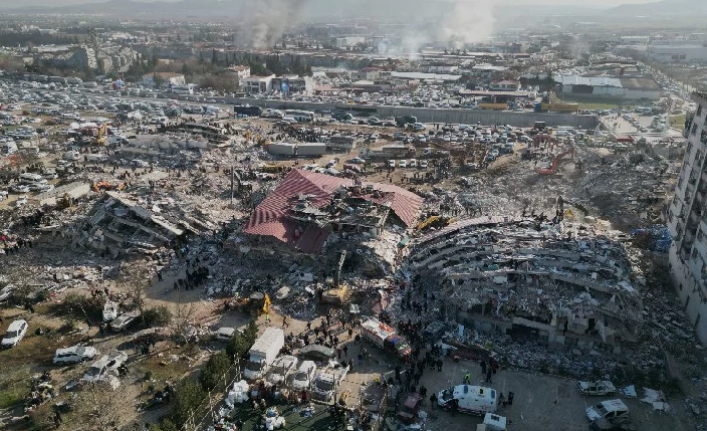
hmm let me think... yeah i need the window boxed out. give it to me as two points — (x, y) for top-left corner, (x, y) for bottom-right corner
(678, 177), (685, 190)
(692, 124), (698, 136)
(687, 141), (694, 154)
(699, 105), (703, 117)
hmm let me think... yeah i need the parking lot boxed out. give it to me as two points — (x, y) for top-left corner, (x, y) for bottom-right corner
(341, 352), (691, 431)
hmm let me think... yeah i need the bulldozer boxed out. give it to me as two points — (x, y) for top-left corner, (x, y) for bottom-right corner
(57, 193), (73, 209)
(92, 181), (125, 193)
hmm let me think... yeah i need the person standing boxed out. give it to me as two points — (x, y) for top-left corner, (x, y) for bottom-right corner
(429, 392), (438, 409)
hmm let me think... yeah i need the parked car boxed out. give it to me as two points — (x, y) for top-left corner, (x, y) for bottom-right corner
(298, 345), (335, 361)
(579, 381), (616, 396)
(54, 345), (99, 365)
(267, 355), (298, 385)
(16, 196), (27, 206)
(398, 160), (407, 168)
(589, 418), (637, 431)
(110, 311), (139, 332)
(1, 319), (28, 348)
(398, 393), (423, 423)
(216, 327), (238, 341)
(586, 400), (630, 424)
(82, 351), (128, 383)
(292, 360), (317, 390)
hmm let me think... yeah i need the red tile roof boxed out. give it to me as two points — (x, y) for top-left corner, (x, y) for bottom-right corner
(243, 169), (423, 253)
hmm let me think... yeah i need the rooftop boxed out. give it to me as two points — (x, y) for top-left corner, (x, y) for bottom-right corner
(243, 169), (423, 254)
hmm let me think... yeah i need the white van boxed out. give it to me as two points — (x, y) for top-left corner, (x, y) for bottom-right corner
(63, 151), (80, 161)
(437, 385), (498, 415)
(586, 399), (629, 424)
(20, 173), (47, 185)
(292, 360), (317, 391)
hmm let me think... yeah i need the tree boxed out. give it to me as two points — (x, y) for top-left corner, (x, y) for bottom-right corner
(171, 293), (198, 345)
(143, 305), (172, 327)
(244, 320), (258, 344)
(152, 72), (166, 88)
(226, 332), (250, 360)
(226, 320), (258, 360)
(199, 351), (231, 390)
(172, 379), (206, 428)
(114, 263), (153, 325)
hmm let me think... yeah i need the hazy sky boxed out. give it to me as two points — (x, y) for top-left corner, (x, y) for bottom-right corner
(0, 0), (660, 7)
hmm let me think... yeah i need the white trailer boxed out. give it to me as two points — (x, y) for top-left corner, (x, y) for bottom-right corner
(243, 327), (285, 381)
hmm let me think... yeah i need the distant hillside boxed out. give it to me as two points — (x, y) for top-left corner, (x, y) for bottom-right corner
(608, 0), (707, 16)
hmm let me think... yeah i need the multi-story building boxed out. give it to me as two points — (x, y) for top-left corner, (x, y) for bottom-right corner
(243, 75), (274, 94)
(271, 75), (314, 95)
(667, 92), (707, 345)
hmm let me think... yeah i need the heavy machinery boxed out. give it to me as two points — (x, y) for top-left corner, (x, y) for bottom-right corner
(92, 181), (125, 193)
(415, 215), (455, 231)
(57, 193), (73, 209)
(94, 123), (108, 145)
(537, 147), (575, 175)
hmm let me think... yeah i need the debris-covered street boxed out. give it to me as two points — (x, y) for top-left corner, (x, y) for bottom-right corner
(1, 10), (707, 431)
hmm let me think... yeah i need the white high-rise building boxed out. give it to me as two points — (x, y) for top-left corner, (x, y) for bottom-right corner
(667, 92), (707, 345)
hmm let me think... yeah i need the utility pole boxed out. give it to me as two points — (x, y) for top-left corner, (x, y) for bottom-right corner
(230, 164), (234, 206)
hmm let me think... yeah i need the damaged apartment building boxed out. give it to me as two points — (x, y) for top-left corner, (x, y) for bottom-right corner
(81, 191), (195, 253)
(242, 169), (423, 258)
(407, 217), (643, 353)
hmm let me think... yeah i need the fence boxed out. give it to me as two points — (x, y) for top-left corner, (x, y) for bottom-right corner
(181, 360), (244, 431)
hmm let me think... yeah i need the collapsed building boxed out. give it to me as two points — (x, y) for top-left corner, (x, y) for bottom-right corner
(84, 191), (192, 251)
(407, 217), (643, 352)
(242, 169), (423, 254)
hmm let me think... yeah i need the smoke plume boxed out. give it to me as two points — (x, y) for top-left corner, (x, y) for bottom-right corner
(394, 0), (497, 56)
(243, 0), (311, 49)
(438, 0), (496, 48)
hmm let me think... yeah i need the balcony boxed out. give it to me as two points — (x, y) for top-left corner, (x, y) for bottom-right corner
(686, 185), (696, 202)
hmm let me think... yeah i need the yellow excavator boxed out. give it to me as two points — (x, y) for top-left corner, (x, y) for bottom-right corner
(415, 215), (456, 231)
(94, 123), (108, 145)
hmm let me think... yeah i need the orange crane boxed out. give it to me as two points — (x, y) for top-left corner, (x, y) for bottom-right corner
(537, 147), (575, 175)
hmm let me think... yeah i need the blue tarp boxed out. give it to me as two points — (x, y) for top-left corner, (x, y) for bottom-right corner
(631, 225), (672, 253)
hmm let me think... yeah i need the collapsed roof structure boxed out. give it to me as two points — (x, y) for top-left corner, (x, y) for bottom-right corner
(407, 217), (643, 351)
(243, 169), (423, 253)
(84, 191), (195, 251)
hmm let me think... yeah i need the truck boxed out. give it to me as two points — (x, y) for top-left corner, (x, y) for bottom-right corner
(437, 385), (498, 415)
(234, 105), (263, 117)
(477, 103), (507, 111)
(395, 115), (417, 127)
(535, 103), (579, 113)
(311, 364), (349, 401)
(243, 327), (285, 381)
(361, 317), (412, 361)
